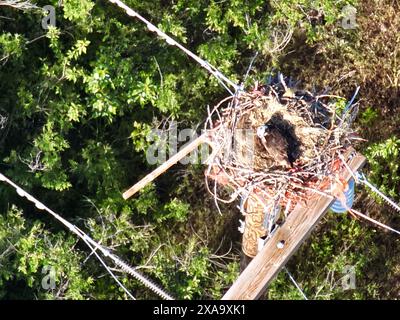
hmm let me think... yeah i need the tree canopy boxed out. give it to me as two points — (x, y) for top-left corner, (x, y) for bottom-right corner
(1, 0), (400, 300)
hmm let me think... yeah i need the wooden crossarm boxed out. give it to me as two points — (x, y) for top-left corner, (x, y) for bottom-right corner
(123, 134), (211, 200)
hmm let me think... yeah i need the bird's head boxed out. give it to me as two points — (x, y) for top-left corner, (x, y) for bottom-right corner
(256, 125), (270, 138)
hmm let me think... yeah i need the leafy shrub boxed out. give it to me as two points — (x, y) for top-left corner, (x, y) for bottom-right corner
(365, 136), (400, 200)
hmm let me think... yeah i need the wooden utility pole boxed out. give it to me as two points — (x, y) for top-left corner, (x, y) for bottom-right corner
(222, 151), (366, 300)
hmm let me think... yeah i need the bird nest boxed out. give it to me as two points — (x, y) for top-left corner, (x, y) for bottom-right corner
(203, 74), (360, 252)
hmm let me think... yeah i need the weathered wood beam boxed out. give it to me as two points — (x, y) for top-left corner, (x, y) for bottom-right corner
(123, 134), (210, 200)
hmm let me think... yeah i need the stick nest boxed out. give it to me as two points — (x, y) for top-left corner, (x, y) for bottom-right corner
(204, 74), (360, 234)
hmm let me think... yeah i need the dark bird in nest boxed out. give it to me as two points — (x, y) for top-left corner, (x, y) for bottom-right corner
(256, 124), (291, 169)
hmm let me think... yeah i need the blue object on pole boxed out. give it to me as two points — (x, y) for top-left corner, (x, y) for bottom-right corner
(330, 178), (355, 213)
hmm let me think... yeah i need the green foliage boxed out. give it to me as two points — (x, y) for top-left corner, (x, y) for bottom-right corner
(85, 200), (155, 254)
(365, 137), (400, 199)
(132, 184), (159, 216)
(0, 206), (26, 294)
(63, 0), (95, 29)
(359, 106), (379, 126)
(198, 37), (238, 85)
(133, 185), (189, 223)
(269, 0), (357, 43)
(333, 97), (348, 115)
(1, 0), (395, 301)
(268, 212), (377, 300)
(151, 237), (239, 299)
(46, 26), (61, 53)
(0, 206), (93, 299)
(0, 33), (24, 61)
(16, 224), (93, 299)
(128, 75), (158, 108)
(70, 141), (121, 194)
(156, 74), (180, 115)
(161, 198), (189, 223)
(33, 122), (72, 191)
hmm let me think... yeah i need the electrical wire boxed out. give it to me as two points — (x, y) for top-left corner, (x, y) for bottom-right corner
(333, 171), (400, 236)
(80, 235), (136, 300)
(0, 172), (174, 300)
(107, 0), (240, 94)
(343, 86), (360, 114)
(356, 172), (400, 213)
(283, 267), (308, 300)
(349, 208), (400, 236)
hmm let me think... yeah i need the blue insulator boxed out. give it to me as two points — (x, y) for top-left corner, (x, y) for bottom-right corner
(330, 178), (355, 213)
